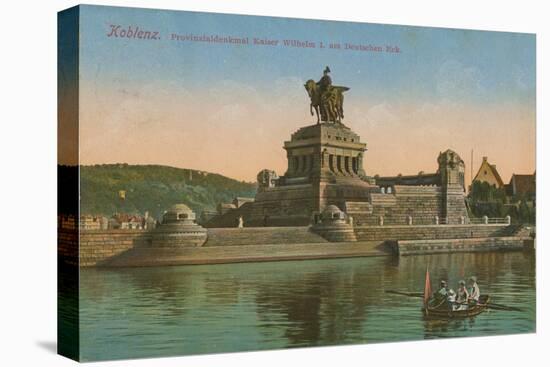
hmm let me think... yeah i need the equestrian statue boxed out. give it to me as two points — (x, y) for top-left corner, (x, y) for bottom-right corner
(304, 66), (349, 124)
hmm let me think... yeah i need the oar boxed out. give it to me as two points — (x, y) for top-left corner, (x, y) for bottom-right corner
(385, 291), (523, 312)
(450, 300), (522, 312)
(486, 303), (523, 312)
(385, 290), (424, 298)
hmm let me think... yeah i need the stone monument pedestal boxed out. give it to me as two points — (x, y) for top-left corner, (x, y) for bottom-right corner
(205, 123), (469, 230)
(244, 122), (378, 226)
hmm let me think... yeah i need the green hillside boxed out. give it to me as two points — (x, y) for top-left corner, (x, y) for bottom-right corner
(80, 164), (256, 219)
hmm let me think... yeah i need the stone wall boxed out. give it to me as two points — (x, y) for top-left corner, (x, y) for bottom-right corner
(205, 227), (328, 246)
(58, 228), (79, 266)
(376, 173), (440, 187)
(353, 224), (516, 242)
(442, 185), (469, 224)
(63, 224), (522, 267)
(63, 227), (328, 266)
(79, 230), (152, 266)
(58, 229), (153, 267)
(319, 181), (377, 213)
(396, 236), (529, 256)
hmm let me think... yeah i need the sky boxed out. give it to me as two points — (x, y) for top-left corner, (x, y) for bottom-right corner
(71, 5), (536, 184)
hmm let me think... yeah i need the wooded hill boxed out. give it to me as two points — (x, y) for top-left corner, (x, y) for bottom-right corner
(79, 164), (256, 219)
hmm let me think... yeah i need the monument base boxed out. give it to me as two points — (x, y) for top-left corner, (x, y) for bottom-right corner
(204, 123), (470, 229)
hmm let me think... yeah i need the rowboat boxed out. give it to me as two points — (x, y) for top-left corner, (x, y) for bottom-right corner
(419, 267), (492, 319)
(386, 269), (520, 317)
(423, 295), (490, 319)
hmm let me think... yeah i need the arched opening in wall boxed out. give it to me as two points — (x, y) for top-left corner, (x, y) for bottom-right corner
(387, 186), (392, 194)
(381, 187), (386, 194)
(337, 155), (342, 174)
(329, 154), (335, 173)
(178, 214), (188, 220)
(352, 156), (358, 174)
(344, 156), (350, 175)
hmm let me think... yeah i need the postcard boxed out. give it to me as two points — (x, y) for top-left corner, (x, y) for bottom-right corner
(58, 5), (536, 362)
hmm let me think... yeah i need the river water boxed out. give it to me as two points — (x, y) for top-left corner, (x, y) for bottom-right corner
(78, 251), (536, 361)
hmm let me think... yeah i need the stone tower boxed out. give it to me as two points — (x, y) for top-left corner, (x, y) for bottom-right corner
(437, 149), (469, 223)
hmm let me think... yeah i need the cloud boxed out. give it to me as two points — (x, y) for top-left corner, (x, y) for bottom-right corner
(209, 103), (250, 124)
(512, 66), (531, 91)
(365, 103), (399, 126)
(436, 60), (484, 101)
(207, 80), (263, 106)
(345, 102), (400, 129)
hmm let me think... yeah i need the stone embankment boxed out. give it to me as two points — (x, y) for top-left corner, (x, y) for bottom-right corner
(59, 224), (534, 268)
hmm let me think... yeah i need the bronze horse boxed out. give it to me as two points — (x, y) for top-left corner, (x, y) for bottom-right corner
(304, 79), (349, 124)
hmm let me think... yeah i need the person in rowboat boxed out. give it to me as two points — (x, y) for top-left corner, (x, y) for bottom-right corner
(446, 288), (457, 310)
(454, 280), (470, 310)
(432, 280), (448, 298)
(430, 280), (450, 307)
(468, 276), (480, 304)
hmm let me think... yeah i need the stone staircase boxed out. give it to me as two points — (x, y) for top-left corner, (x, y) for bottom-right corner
(370, 193), (398, 206)
(343, 187), (444, 226)
(344, 200), (376, 226)
(344, 201), (373, 214)
(203, 203), (251, 228)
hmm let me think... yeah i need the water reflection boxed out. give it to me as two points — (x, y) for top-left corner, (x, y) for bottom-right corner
(78, 251), (535, 361)
(424, 317), (478, 336)
(58, 262), (79, 359)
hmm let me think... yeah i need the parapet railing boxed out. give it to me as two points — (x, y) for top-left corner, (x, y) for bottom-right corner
(353, 215), (512, 226)
(469, 216), (511, 225)
(427, 215), (511, 225)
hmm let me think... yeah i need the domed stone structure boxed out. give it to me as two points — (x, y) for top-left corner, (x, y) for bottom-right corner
(163, 204), (196, 223)
(320, 205), (347, 223)
(312, 205), (357, 242)
(153, 204), (207, 247)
